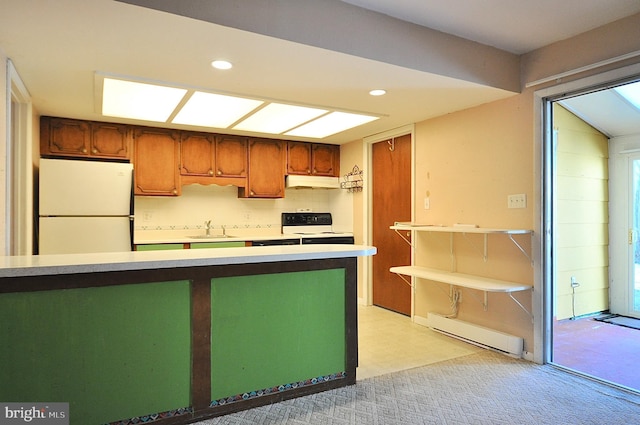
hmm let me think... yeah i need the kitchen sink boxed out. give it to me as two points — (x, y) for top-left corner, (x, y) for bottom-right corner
(189, 234), (235, 239)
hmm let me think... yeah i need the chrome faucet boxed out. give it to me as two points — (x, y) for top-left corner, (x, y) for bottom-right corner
(204, 220), (213, 237)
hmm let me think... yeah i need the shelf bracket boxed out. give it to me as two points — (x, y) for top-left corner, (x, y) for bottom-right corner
(508, 234), (532, 265)
(466, 289), (489, 311)
(508, 291), (533, 321)
(394, 273), (413, 288)
(393, 228), (413, 247)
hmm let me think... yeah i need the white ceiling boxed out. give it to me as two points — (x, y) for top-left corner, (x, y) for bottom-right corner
(2, 0), (640, 143)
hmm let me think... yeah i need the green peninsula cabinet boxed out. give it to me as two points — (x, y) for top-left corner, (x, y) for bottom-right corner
(0, 245), (375, 425)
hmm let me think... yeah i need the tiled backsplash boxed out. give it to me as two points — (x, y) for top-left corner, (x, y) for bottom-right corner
(134, 184), (353, 233)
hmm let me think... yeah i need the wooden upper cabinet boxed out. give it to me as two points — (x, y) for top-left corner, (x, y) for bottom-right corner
(91, 122), (130, 159)
(287, 142), (312, 175)
(180, 132), (215, 177)
(311, 143), (340, 177)
(241, 138), (285, 198)
(41, 117), (90, 157)
(133, 128), (181, 196)
(40, 117), (131, 160)
(287, 142), (340, 177)
(215, 135), (247, 178)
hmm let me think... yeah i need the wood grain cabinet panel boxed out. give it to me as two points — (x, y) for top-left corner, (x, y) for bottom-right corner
(41, 117), (131, 160)
(91, 122), (130, 159)
(180, 132), (215, 177)
(287, 141), (312, 175)
(240, 138), (285, 198)
(215, 135), (247, 178)
(311, 143), (340, 177)
(41, 117), (91, 156)
(133, 128), (181, 196)
(287, 142), (340, 177)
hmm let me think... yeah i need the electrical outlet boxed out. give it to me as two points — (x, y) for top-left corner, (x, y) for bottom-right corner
(508, 194), (527, 209)
(142, 211), (153, 222)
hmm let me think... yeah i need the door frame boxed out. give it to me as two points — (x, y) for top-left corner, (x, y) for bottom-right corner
(534, 62), (640, 364)
(609, 139), (640, 317)
(362, 124), (415, 311)
(5, 59), (33, 256)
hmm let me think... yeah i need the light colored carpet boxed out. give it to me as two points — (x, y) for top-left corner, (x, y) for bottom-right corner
(196, 350), (640, 424)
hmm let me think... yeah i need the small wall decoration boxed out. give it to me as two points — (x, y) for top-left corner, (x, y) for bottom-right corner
(341, 165), (363, 193)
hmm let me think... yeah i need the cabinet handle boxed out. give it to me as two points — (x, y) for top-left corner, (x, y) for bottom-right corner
(307, 169), (311, 174)
(172, 189), (178, 195)
(82, 148), (87, 153)
(92, 148), (97, 154)
(250, 191), (255, 196)
(209, 169), (214, 175)
(217, 170), (222, 175)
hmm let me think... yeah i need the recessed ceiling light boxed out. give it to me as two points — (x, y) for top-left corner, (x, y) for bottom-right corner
(172, 91), (263, 128)
(285, 111), (379, 138)
(211, 60), (233, 70)
(233, 103), (328, 134)
(369, 89), (386, 96)
(102, 78), (187, 122)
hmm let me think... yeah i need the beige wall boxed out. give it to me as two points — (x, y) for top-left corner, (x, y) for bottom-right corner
(345, 13), (640, 357)
(339, 140), (366, 302)
(554, 104), (609, 320)
(411, 93), (535, 352)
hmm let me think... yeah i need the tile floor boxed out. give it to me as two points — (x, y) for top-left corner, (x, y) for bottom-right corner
(356, 305), (482, 380)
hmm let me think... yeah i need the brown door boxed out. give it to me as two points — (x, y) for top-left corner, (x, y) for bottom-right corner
(372, 134), (412, 315)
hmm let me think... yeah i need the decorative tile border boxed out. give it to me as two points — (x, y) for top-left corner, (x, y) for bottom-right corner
(105, 406), (193, 425)
(210, 371), (347, 407)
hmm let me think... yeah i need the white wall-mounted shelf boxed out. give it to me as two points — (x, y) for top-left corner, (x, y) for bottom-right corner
(389, 266), (532, 317)
(390, 223), (533, 263)
(390, 222), (532, 235)
(389, 266), (531, 293)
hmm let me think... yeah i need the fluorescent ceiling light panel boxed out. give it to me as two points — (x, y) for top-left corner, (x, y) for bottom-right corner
(615, 81), (640, 110)
(102, 78), (187, 122)
(172, 91), (263, 128)
(233, 103), (328, 134)
(285, 111), (379, 138)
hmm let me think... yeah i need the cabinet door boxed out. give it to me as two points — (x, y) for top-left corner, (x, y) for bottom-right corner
(133, 128), (181, 196)
(181, 132), (215, 177)
(41, 117), (91, 157)
(215, 135), (247, 178)
(312, 144), (340, 177)
(91, 122), (130, 159)
(244, 138), (285, 198)
(287, 141), (312, 175)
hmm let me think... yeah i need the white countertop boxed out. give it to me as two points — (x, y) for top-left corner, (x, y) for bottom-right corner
(0, 244), (376, 278)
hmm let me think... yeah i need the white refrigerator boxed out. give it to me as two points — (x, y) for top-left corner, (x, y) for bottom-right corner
(38, 158), (134, 255)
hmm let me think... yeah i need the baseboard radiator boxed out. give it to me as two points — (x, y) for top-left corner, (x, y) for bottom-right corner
(427, 312), (523, 357)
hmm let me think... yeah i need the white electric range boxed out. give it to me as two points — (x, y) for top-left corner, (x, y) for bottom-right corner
(281, 212), (354, 245)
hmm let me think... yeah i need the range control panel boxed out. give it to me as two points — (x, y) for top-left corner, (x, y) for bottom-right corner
(281, 212), (332, 227)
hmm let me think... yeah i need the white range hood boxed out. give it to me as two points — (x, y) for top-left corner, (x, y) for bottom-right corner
(285, 175), (340, 189)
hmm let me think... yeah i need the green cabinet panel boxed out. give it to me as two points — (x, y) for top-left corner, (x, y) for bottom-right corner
(136, 243), (185, 251)
(210, 269), (346, 401)
(0, 281), (191, 425)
